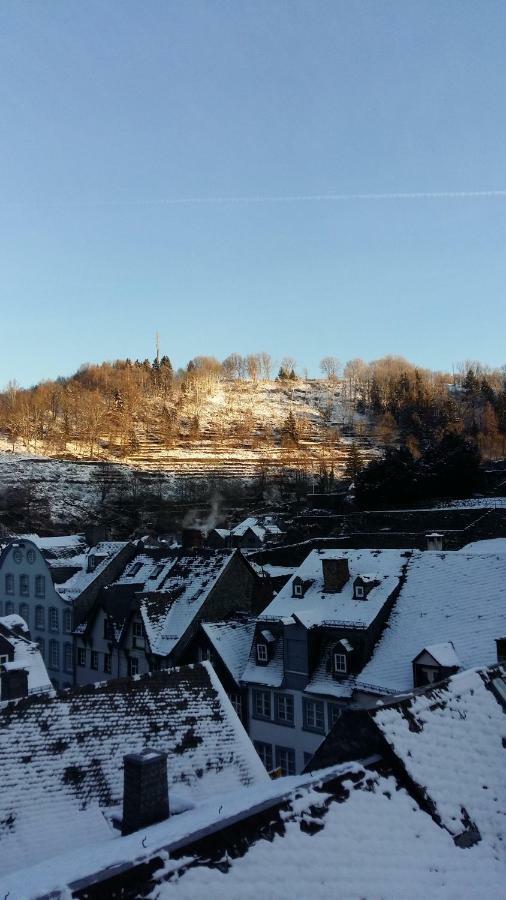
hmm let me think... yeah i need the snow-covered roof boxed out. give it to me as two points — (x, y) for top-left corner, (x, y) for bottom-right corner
(417, 641), (461, 668)
(19, 533), (87, 560)
(242, 626), (285, 687)
(372, 666), (506, 853)
(140, 551), (236, 656)
(56, 541), (130, 602)
(201, 619), (256, 684)
(259, 549), (407, 629)
(231, 516), (282, 541)
(0, 616), (52, 697)
(0, 662), (267, 879)
(359, 552), (506, 694)
(462, 538), (506, 554)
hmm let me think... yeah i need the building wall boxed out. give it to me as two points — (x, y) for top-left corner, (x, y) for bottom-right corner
(75, 609), (151, 686)
(246, 685), (339, 774)
(0, 540), (74, 689)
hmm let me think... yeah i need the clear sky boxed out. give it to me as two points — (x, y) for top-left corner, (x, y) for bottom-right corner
(1, 0), (506, 387)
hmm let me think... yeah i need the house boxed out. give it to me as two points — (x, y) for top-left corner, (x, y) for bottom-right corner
(0, 537), (135, 688)
(10, 667), (505, 898)
(230, 516), (284, 549)
(182, 616), (256, 725)
(241, 549), (408, 773)
(0, 613), (52, 699)
(356, 549), (506, 699)
(0, 661), (268, 881)
(74, 549), (266, 685)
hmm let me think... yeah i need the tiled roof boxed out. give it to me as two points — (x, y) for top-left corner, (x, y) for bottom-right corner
(359, 551), (506, 693)
(202, 619), (256, 684)
(0, 662), (267, 878)
(259, 549), (407, 629)
(372, 666), (506, 855)
(140, 551), (234, 656)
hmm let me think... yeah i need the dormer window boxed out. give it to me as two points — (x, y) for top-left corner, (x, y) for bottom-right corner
(355, 585), (364, 599)
(294, 583), (303, 597)
(334, 652), (347, 674)
(257, 643), (268, 663)
(87, 555), (97, 572)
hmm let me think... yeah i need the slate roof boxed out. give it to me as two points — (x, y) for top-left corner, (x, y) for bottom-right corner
(0, 616), (52, 697)
(259, 549), (407, 629)
(372, 666), (506, 855)
(201, 618), (256, 685)
(0, 662), (267, 878)
(358, 551), (506, 694)
(140, 551), (235, 656)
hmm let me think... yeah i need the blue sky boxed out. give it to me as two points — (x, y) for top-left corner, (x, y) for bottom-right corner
(1, 1), (506, 387)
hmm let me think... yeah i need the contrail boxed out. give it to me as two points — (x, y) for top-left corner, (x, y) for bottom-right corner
(2, 189), (506, 207)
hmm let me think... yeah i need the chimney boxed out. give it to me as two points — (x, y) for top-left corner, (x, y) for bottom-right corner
(122, 748), (169, 835)
(181, 528), (204, 551)
(322, 558), (350, 593)
(426, 532), (444, 551)
(1, 667), (29, 701)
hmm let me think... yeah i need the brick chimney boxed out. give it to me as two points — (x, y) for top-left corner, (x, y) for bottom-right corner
(181, 528), (204, 551)
(122, 748), (169, 835)
(322, 558), (350, 593)
(1, 667), (29, 701)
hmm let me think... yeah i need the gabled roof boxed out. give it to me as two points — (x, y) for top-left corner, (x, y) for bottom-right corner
(0, 662), (268, 878)
(201, 618), (256, 685)
(0, 616), (52, 697)
(56, 541), (131, 602)
(231, 516), (282, 541)
(359, 552), (506, 694)
(19, 533), (88, 561)
(414, 641), (461, 668)
(259, 549), (407, 629)
(140, 551), (237, 656)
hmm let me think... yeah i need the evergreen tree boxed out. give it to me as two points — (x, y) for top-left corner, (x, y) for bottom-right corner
(344, 443), (363, 480)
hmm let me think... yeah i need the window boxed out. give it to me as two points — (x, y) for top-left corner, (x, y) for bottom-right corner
(128, 656), (139, 677)
(254, 741), (273, 771)
(27, 548), (36, 564)
(294, 582), (303, 597)
(229, 692), (243, 718)
(5, 601), (14, 615)
(77, 647), (86, 667)
(150, 564), (164, 579)
(49, 640), (60, 670)
(104, 653), (112, 674)
(355, 585), (364, 598)
(5, 574), (14, 595)
(275, 692), (294, 725)
(328, 703), (341, 729)
(35, 605), (45, 630)
(19, 574), (29, 596)
(13, 549), (22, 564)
(253, 689), (271, 719)
(90, 650), (99, 670)
(35, 575), (45, 598)
(127, 562), (143, 577)
(275, 745), (296, 776)
(256, 643), (268, 663)
(103, 618), (114, 640)
(49, 608), (59, 632)
(334, 652), (347, 674)
(132, 620), (143, 639)
(63, 610), (72, 634)
(19, 603), (29, 625)
(64, 643), (73, 673)
(303, 698), (325, 733)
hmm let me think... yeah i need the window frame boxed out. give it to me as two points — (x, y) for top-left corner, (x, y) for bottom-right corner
(19, 602), (29, 625)
(275, 745), (296, 776)
(303, 697), (325, 734)
(63, 610), (72, 634)
(274, 692), (295, 726)
(64, 642), (73, 673)
(49, 639), (60, 670)
(254, 741), (273, 772)
(90, 650), (99, 670)
(35, 575), (46, 598)
(327, 702), (341, 729)
(77, 646), (86, 667)
(256, 642), (268, 664)
(252, 688), (271, 720)
(128, 656), (139, 677)
(19, 574), (29, 597)
(5, 601), (14, 615)
(5, 573), (14, 595)
(103, 652), (112, 674)
(48, 607), (59, 633)
(334, 652), (347, 674)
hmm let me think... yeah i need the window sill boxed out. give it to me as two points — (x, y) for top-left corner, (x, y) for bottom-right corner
(252, 713), (272, 722)
(302, 724), (325, 735)
(273, 718), (295, 728)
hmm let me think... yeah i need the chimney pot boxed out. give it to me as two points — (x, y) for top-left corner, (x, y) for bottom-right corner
(122, 748), (169, 835)
(322, 558), (350, 593)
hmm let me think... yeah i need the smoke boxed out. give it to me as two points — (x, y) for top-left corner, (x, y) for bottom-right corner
(182, 491), (223, 536)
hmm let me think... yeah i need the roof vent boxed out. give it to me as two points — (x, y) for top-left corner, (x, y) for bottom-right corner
(122, 748), (169, 835)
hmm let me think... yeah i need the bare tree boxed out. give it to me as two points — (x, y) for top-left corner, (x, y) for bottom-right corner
(320, 356), (341, 382)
